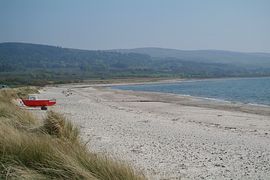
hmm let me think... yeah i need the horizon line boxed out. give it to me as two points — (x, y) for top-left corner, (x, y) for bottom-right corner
(1, 41), (269, 54)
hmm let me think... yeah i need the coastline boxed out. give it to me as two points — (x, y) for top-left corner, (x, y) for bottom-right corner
(106, 87), (270, 116)
(108, 77), (270, 114)
(38, 83), (270, 179)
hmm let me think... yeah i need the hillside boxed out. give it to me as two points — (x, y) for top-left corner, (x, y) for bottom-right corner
(114, 47), (270, 68)
(1, 42), (270, 85)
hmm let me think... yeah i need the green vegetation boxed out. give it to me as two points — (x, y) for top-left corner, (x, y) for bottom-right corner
(116, 47), (270, 67)
(1, 42), (270, 86)
(0, 88), (145, 179)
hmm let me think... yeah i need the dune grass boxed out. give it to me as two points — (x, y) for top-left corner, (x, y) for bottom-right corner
(0, 88), (145, 180)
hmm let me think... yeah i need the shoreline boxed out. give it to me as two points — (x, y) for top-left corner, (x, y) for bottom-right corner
(108, 87), (270, 115)
(38, 83), (270, 179)
(68, 76), (270, 111)
(57, 76), (270, 89)
(60, 80), (270, 116)
(106, 88), (270, 116)
(107, 77), (270, 114)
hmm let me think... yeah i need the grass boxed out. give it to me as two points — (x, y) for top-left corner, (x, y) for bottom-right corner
(0, 88), (145, 179)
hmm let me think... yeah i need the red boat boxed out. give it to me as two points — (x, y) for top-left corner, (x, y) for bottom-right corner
(21, 94), (56, 110)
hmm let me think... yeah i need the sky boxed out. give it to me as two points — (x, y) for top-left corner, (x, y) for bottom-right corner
(0, 0), (270, 52)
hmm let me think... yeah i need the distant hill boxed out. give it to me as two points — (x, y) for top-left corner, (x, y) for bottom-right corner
(1, 42), (270, 85)
(113, 47), (270, 68)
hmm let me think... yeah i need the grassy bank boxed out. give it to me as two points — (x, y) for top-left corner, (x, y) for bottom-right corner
(0, 88), (145, 179)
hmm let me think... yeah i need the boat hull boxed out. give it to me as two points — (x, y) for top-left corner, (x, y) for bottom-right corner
(22, 99), (56, 107)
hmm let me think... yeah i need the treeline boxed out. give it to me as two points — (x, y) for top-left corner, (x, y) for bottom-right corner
(1, 42), (270, 85)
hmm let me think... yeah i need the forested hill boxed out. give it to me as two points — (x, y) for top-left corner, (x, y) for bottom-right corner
(114, 47), (270, 68)
(1, 42), (270, 85)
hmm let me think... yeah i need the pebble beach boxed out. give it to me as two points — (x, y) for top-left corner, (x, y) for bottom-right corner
(38, 84), (270, 179)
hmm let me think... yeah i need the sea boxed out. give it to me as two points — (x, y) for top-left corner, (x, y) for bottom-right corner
(112, 77), (270, 106)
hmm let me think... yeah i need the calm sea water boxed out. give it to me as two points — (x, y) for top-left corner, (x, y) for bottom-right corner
(113, 77), (270, 106)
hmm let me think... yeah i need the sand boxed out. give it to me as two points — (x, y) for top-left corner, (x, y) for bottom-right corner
(37, 84), (270, 180)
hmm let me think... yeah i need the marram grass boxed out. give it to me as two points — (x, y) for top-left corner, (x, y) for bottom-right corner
(0, 88), (145, 180)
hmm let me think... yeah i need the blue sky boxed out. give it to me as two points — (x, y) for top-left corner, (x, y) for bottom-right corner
(0, 0), (269, 52)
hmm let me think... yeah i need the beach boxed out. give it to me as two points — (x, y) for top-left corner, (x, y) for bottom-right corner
(38, 83), (270, 179)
